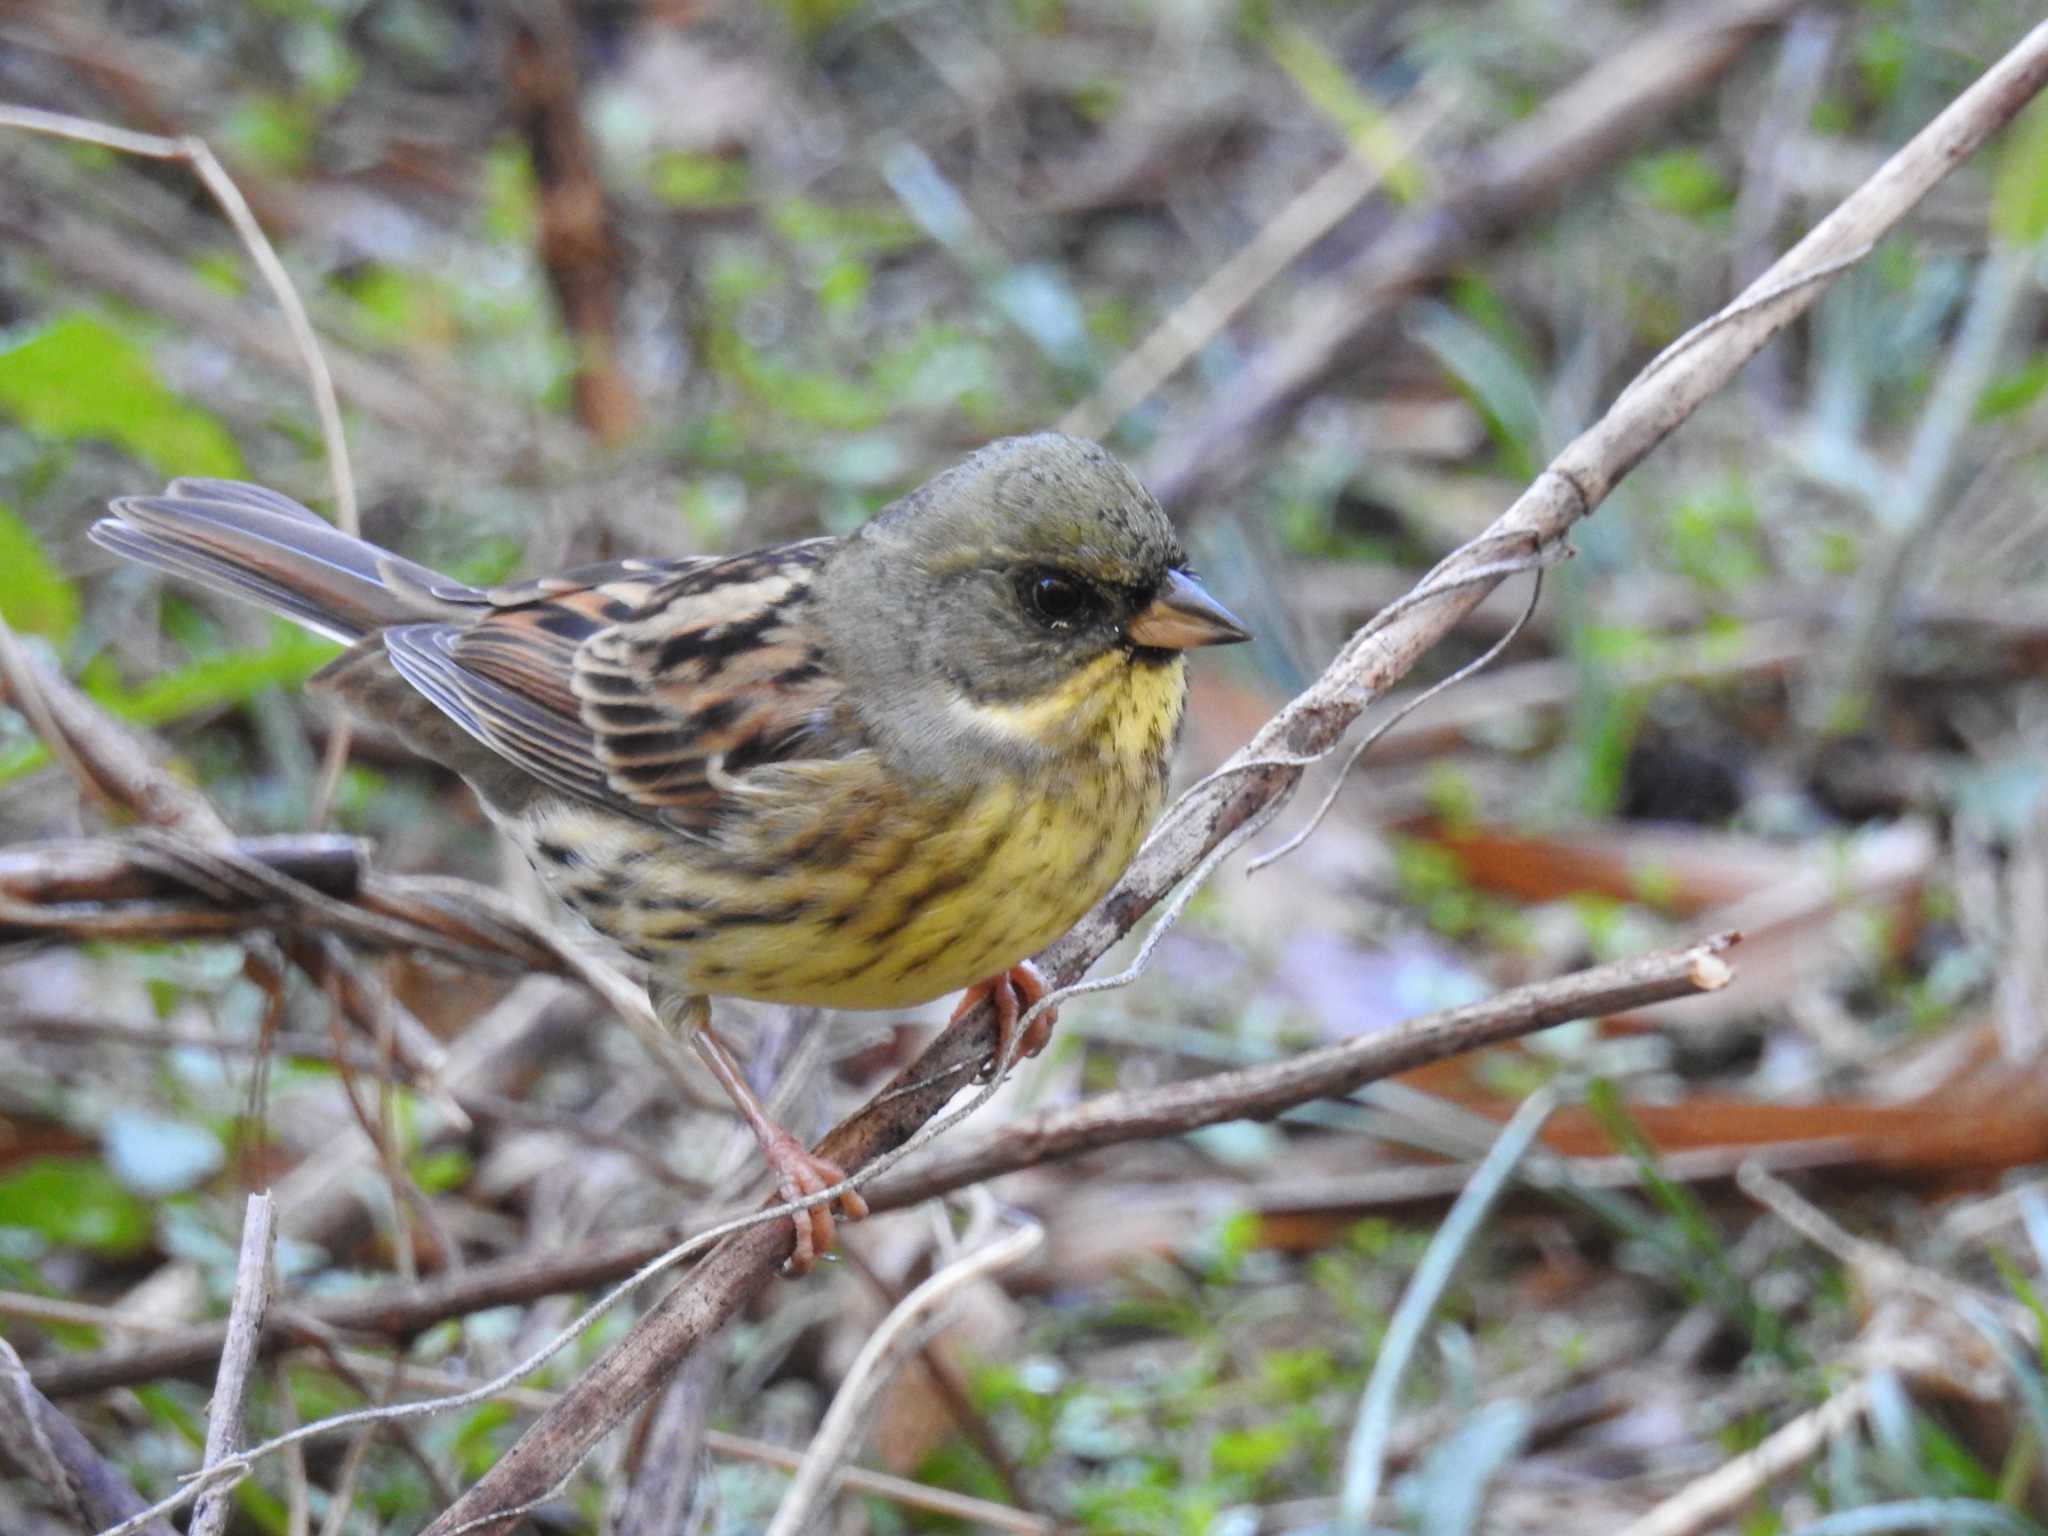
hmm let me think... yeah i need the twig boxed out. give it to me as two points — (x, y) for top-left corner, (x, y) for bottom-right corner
(342, 939), (1709, 1536)
(23, 1219), (708, 1397)
(838, 1242), (1038, 1512)
(0, 104), (355, 529)
(1246, 556), (1552, 874)
(0, 1336), (178, 1536)
(875, 938), (1734, 1208)
(29, 936), (1727, 1404)
(763, 1206), (1043, 1536)
(1611, 1377), (1875, 1536)
(1142, 0), (1807, 510)
(1060, 76), (1455, 439)
(190, 1194), (277, 1536)
(0, 622), (227, 838)
(1737, 1162), (2037, 1343)
(34, 932), (1730, 1536)
(614, 1335), (726, 1536)
(270, 1360), (310, 1536)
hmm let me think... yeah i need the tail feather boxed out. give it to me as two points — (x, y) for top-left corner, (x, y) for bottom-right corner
(163, 479), (334, 525)
(92, 483), (482, 644)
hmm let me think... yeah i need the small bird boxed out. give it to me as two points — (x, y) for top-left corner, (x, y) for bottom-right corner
(93, 434), (1248, 1267)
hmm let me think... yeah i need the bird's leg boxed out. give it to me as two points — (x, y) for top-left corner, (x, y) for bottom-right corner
(675, 994), (868, 1274)
(954, 960), (1059, 1084)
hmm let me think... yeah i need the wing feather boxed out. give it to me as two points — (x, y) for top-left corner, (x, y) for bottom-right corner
(384, 540), (850, 829)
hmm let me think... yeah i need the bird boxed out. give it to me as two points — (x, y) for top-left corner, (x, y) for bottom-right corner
(92, 433), (1249, 1269)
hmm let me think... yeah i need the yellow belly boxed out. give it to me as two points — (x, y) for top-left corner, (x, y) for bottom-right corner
(520, 652), (1182, 1010)
(525, 765), (1156, 1009)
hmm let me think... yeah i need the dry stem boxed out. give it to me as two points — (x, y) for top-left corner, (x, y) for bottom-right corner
(189, 1194), (276, 1536)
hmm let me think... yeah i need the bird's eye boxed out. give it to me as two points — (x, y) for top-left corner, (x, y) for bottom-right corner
(1021, 569), (1092, 629)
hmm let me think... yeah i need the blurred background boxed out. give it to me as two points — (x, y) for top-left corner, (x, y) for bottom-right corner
(5, 2), (2048, 1532)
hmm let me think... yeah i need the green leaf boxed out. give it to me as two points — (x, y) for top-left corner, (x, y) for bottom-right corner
(221, 93), (315, 175)
(647, 151), (751, 209)
(1415, 303), (1547, 480)
(1258, 22), (1426, 202)
(0, 312), (242, 478)
(1210, 1423), (1295, 1480)
(768, 0), (862, 42)
(1992, 91), (2048, 246)
(0, 1157), (153, 1258)
(1977, 354), (2048, 421)
(0, 625), (340, 788)
(102, 625), (341, 728)
(410, 1147), (472, 1195)
(1627, 148), (1732, 221)
(0, 500), (80, 639)
(480, 139), (539, 244)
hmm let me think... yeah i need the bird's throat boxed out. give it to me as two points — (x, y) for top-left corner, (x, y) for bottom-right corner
(959, 649), (1185, 771)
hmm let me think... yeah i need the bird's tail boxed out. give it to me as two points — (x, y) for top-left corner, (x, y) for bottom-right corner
(91, 480), (482, 644)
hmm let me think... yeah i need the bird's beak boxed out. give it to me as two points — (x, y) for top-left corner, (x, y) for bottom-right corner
(1124, 569), (1252, 650)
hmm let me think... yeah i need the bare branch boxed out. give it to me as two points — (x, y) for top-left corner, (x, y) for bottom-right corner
(1142, 0), (1809, 508)
(871, 937), (1735, 1207)
(0, 1336), (177, 1536)
(0, 104), (355, 529)
(1612, 1379), (1875, 1536)
(764, 1204), (1041, 1536)
(190, 1194), (277, 1536)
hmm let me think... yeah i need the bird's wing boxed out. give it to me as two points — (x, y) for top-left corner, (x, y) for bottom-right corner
(383, 541), (850, 830)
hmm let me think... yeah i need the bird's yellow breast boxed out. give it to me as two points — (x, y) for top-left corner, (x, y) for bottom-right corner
(520, 650), (1184, 1011)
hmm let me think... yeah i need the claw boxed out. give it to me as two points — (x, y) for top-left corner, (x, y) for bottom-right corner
(763, 1134), (869, 1276)
(954, 961), (1058, 1084)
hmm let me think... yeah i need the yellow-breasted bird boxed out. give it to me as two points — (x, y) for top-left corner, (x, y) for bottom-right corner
(93, 433), (1248, 1267)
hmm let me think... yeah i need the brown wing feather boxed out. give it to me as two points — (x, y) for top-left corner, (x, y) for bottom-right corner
(400, 541), (850, 831)
(573, 541), (846, 828)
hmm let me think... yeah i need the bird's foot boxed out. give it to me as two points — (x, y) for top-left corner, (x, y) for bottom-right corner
(955, 960), (1058, 1084)
(762, 1132), (869, 1276)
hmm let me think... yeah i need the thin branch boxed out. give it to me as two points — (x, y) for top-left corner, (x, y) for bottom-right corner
(190, 1194), (277, 1536)
(838, 1241), (1039, 1512)
(0, 1336), (178, 1536)
(1612, 1377), (1876, 1536)
(763, 1206), (1042, 1536)
(1142, 0), (1808, 510)
(1060, 76), (1456, 439)
(33, 931), (1727, 1532)
(871, 937), (1735, 1208)
(0, 104), (355, 529)
(22, 1219), (708, 1398)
